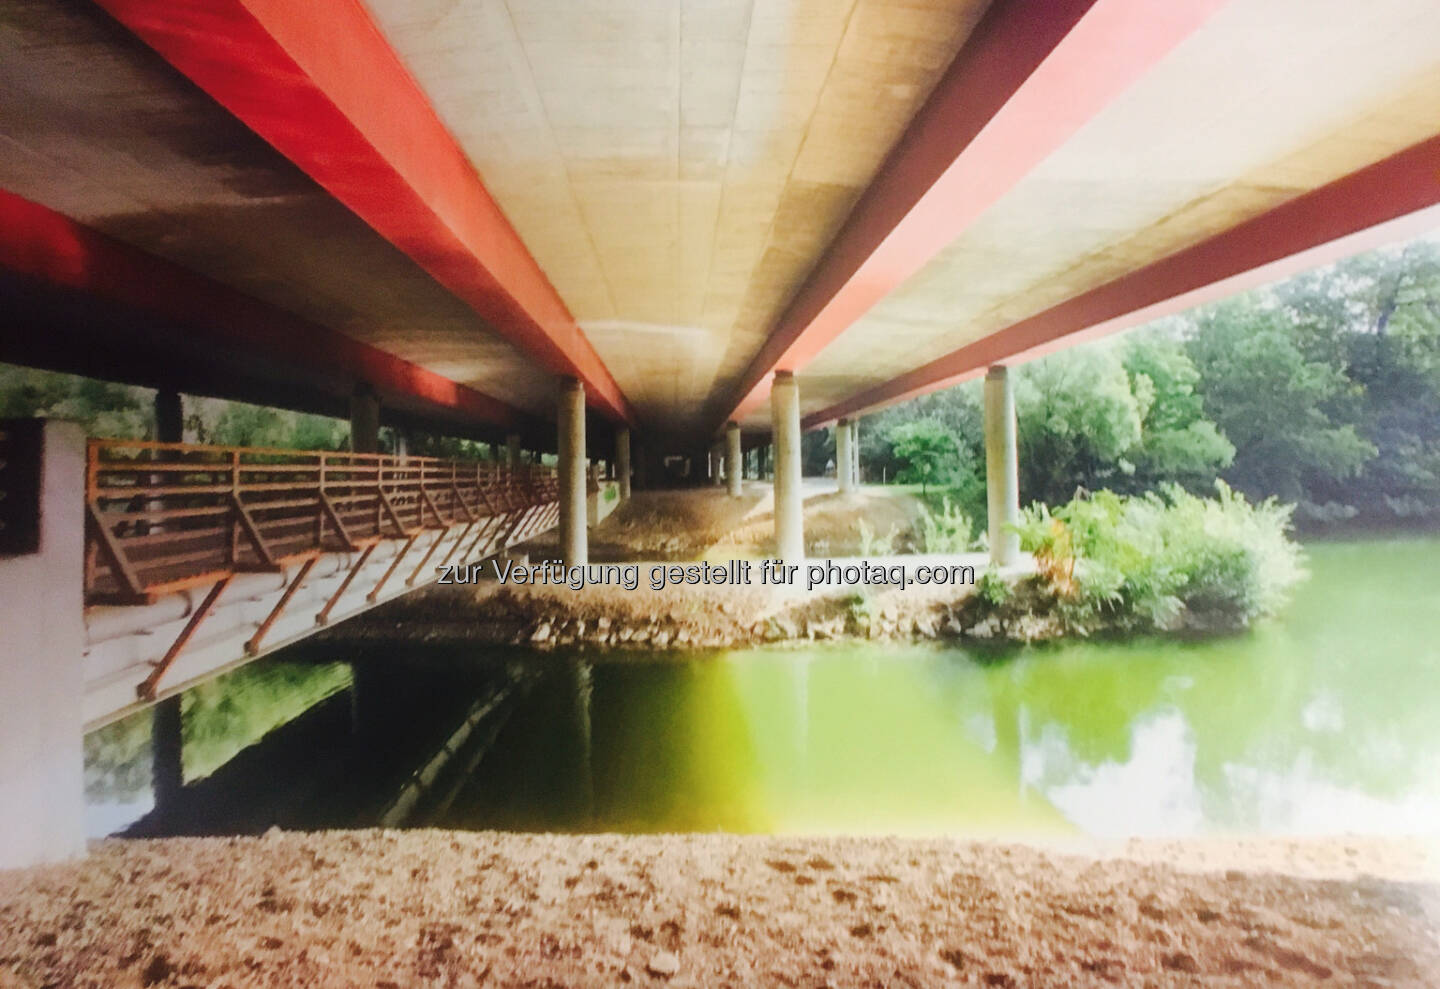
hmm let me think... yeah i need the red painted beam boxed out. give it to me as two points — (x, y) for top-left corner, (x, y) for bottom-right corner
(802, 134), (1440, 428)
(91, 0), (634, 424)
(720, 0), (1229, 428)
(0, 189), (527, 430)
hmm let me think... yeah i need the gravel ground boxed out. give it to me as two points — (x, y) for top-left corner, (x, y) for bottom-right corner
(2, 831), (1437, 987)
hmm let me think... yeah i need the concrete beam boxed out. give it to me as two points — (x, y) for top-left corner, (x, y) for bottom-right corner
(984, 367), (1021, 566)
(771, 373), (803, 563)
(557, 378), (587, 567)
(803, 132), (1440, 428)
(719, 0), (1229, 428)
(92, 0), (635, 425)
(0, 190), (531, 437)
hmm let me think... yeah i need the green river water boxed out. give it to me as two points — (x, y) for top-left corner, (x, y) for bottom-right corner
(442, 537), (1440, 838)
(85, 537), (1440, 839)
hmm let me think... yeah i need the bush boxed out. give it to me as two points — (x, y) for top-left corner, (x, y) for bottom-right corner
(1011, 482), (1304, 634)
(856, 518), (899, 556)
(912, 496), (977, 553)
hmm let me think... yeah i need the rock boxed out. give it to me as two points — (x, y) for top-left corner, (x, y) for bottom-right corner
(530, 622), (552, 643)
(646, 951), (681, 978)
(652, 629), (672, 648)
(596, 616), (611, 631)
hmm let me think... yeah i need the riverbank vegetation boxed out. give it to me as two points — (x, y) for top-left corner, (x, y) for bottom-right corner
(857, 237), (1440, 534)
(84, 660), (351, 802)
(961, 484), (1306, 640)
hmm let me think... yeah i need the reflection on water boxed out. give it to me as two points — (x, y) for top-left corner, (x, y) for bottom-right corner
(85, 538), (1440, 838)
(442, 537), (1440, 837)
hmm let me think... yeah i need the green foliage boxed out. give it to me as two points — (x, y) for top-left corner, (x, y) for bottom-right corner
(84, 660), (352, 801)
(187, 396), (348, 451)
(856, 517), (899, 556)
(1185, 299), (1375, 501)
(181, 660), (352, 781)
(1012, 483), (1305, 634)
(857, 237), (1440, 531)
(912, 495), (977, 553)
(976, 567), (1011, 607)
(0, 364), (152, 438)
(888, 420), (968, 494)
(1122, 338), (1235, 488)
(1015, 348), (1143, 504)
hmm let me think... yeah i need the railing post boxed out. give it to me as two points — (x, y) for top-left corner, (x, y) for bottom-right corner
(316, 452), (327, 549)
(228, 449), (241, 564)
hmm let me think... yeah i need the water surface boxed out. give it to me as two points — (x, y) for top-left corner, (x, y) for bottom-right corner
(443, 537), (1440, 837)
(87, 538), (1440, 839)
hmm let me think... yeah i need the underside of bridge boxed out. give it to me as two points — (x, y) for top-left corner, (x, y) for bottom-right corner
(4, 0), (1439, 452)
(3, 0), (1440, 867)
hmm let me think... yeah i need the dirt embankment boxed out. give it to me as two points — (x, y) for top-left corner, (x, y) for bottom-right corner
(523, 485), (931, 562)
(336, 486), (1013, 651)
(1, 831), (1436, 988)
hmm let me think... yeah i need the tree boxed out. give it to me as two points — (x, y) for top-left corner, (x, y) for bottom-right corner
(1014, 348), (1143, 504)
(1122, 338), (1234, 491)
(888, 420), (964, 495)
(1184, 298), (1375, 503)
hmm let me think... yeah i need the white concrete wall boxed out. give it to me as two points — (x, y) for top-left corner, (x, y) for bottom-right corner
(0, 421), (87, 869)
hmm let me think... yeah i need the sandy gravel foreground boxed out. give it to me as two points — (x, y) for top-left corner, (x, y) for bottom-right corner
(2, 831), (1438, 988)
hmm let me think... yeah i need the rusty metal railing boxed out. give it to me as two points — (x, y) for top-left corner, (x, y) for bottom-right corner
(84, 439), (567, 605)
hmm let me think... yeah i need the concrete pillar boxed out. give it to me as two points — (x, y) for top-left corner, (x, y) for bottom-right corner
(984, 365), (1021, 566)
(851, 420), (861, 485)
(771, 371), (804, 562)
(616, 428), (631, 500)
(151, 695), (184, 814)
(350, 384), (380, 454)
(0, 420), (87, 867)
(394, 429), (410, 462)
(154, 389), (183, 444)
(150, 398), (186, 805)
(836, 418), (853, 493)
(557, 377), (587, 567)
(725, 422), (743, 497)
(710, 445), (722, 486)
(506, 433), (522, 471)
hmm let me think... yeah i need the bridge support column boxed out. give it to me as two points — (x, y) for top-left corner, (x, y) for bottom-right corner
(0, 420), (86, 868)
(985, 365), (1021, 566)
(149, 392), (187, 817)
(151, 695), (184, 816)
(155, 389), (183, 444)
(350, 384), (380, 454)
(726, 422), (743, 497)
(616, 428), (631, 500)
(851, 420), (861, 485)
(771, 372), (804, 563)
(506, 433), (522, 470)
(836, 419), (853, 493)
(558, 377), (587, 567)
